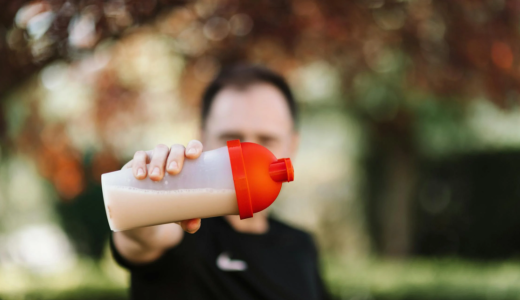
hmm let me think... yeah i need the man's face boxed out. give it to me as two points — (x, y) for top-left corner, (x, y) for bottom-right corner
(201, 83), (298, 159)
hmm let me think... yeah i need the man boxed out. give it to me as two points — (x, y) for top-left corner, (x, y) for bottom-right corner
(111, 65), (330, 299)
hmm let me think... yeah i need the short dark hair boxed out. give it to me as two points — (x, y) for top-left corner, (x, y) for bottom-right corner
(200, 65), (298, 129)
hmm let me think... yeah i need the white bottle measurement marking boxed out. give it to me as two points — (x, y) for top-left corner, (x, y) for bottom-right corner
(104, 187), (238, 232)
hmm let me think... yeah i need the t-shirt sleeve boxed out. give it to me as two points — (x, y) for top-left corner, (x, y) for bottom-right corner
(109, 233), (190, 275)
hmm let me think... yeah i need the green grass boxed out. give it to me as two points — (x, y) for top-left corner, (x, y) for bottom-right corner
(4, 257), (520, 299)
(0, 252), (128, 300)
(1, 288), (127, 300)
(324, 257), (520, 300)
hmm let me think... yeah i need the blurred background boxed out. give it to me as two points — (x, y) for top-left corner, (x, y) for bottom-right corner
(2, 0), (520, 299)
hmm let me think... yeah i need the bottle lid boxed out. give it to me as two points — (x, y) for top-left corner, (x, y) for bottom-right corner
(227, 140), (294, 219)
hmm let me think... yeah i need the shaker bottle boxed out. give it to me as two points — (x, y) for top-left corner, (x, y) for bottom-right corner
(101, 140), (294, 232)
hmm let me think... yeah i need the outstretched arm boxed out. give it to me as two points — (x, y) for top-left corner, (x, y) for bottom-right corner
(112, 140), (204, 264)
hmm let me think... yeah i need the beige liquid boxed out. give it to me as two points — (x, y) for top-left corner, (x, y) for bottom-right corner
(103, 187), (238, 232)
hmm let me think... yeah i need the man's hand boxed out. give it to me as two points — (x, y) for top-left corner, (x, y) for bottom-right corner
(113, 140), (204, 264)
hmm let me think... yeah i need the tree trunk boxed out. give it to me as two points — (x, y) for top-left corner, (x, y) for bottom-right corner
(365, 112), (417, 257)
(377, 144), (416, 257)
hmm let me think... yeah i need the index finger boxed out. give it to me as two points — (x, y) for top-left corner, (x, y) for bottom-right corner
(131, 150), (153, 179)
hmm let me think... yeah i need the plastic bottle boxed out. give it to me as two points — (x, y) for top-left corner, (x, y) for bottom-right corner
(101, 140), (294, 231)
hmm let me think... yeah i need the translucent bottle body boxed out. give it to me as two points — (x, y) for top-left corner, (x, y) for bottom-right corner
(101, 146), (238, 232)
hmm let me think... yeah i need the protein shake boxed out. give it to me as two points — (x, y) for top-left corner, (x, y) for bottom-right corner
(101, 140), (294, 232)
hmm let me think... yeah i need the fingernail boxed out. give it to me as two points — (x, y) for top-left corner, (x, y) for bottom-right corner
(168, 161), (178, 171)
(187, 148), (197, 155)
(151, 167), (160, 176)
(137, 168), (144, 177)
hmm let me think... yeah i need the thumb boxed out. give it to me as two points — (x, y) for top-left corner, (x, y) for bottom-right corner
(176, 218), (201, 234)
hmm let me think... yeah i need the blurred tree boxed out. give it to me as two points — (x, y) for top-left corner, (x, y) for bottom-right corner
(2, 0), (520, 257)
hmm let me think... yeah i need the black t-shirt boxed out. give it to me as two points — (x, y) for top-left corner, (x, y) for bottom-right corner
(111, 217), (331, 300)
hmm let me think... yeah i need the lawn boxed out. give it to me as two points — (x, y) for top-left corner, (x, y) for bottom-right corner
(3, 256), (520, 300)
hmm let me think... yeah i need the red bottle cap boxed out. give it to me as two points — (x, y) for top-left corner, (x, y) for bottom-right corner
(227, 140), (294, 219)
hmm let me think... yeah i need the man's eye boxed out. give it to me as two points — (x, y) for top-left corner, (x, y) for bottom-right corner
(260, 139), (276, 147)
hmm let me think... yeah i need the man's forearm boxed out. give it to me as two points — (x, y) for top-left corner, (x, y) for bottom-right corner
(113, 223), (183, 264)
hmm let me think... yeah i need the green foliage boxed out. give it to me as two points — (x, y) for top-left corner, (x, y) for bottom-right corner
(55, 181), (111, 260)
